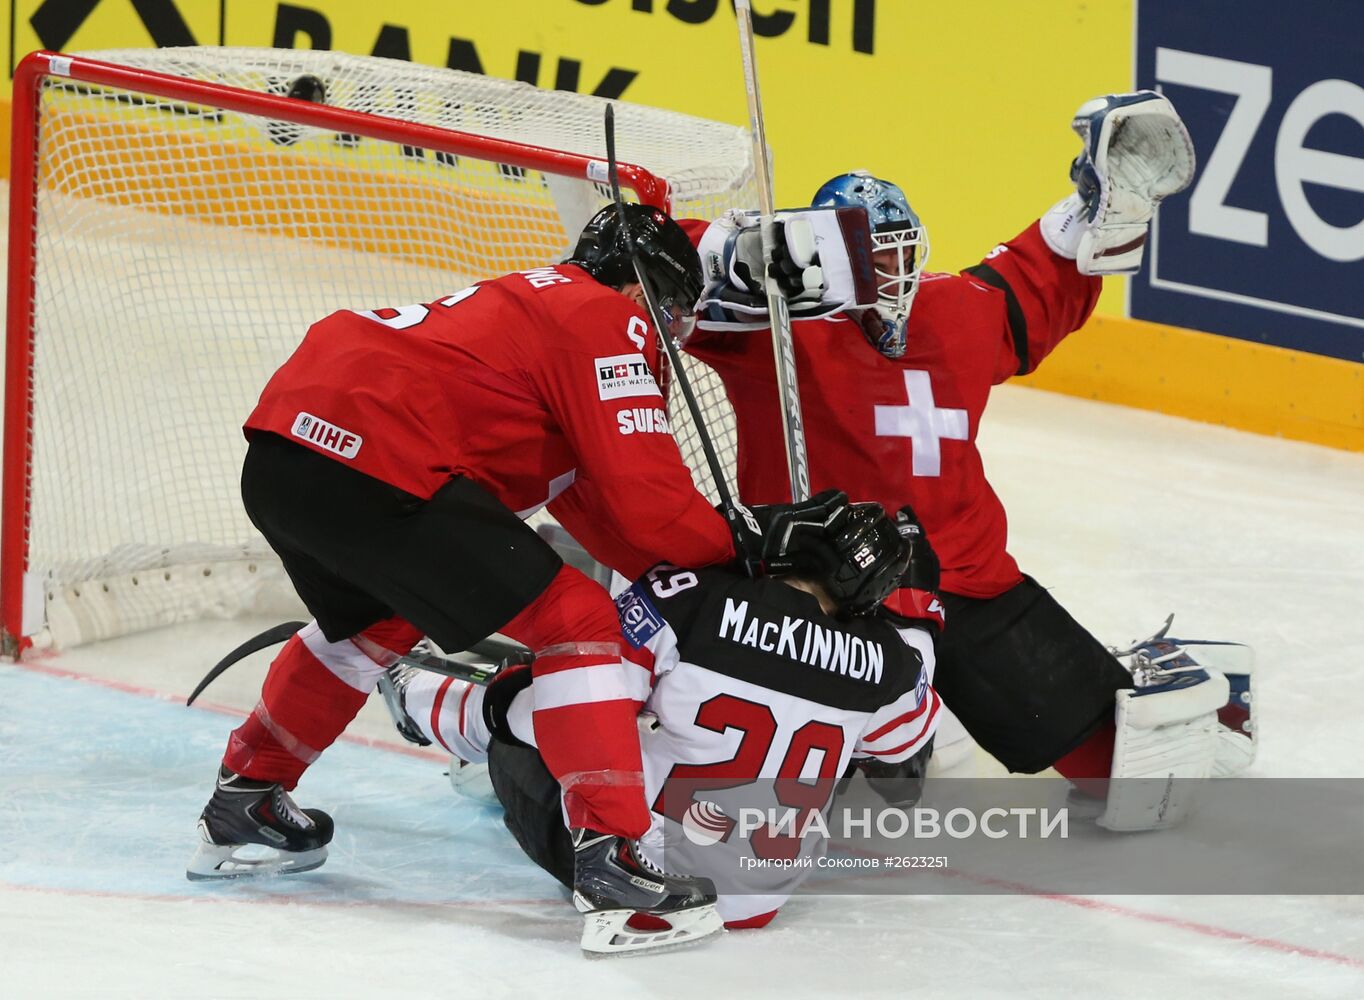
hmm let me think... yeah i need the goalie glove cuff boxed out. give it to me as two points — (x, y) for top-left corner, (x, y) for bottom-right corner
(1040, 193), (1088, 260)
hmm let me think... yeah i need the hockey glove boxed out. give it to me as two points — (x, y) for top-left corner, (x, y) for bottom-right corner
(880, 505), (945, 633)
(1048, 91), (1195, 275)
(730, 488), (851, 577)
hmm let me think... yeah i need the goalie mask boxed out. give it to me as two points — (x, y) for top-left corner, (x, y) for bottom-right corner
(568, 203), (704, 343)
(811, 171), (929, 359)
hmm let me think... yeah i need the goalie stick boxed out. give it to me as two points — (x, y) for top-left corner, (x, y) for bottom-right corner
(186, 622), (529, 705)
(603, 104), (762, 578)
(734, 0), (810, 502)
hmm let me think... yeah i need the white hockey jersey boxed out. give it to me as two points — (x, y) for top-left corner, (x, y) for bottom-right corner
(614, 565), (940, 924)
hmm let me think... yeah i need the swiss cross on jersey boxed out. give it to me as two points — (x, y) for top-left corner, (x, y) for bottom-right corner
(873, 370), (969, 478)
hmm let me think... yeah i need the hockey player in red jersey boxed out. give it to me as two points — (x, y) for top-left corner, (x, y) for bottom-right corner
(683, 93), (1249, 832)
(187, 203), (855, 894)
(381, 502), (941, 954)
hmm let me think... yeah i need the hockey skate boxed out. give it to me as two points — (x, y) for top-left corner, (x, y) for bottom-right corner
(1112, 615), (1256, 777)
(186, 767), (334, 880)
(572, 828), (723, 956)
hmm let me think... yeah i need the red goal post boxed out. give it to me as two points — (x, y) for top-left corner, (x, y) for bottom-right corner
(3, 48), (753, 655)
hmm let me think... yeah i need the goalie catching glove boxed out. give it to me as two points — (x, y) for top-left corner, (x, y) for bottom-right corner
(1041, 91), (1196, 275)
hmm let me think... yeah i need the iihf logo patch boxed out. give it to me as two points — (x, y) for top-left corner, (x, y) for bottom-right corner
(291, 411), (362, 459)
(615, 582), (664, 648)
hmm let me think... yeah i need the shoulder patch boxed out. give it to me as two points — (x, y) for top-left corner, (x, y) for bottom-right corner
(595, 354), (660, 401)
(614, 581), (666, 648)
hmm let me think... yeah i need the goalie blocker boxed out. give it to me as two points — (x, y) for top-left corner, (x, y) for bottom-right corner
(694, 206), (878, 329)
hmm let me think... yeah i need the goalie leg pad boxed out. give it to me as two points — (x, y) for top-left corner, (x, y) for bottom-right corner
(1168, 637), (1256, 777)
(1100, 660), (1229, 832)
(925, 704), (975, 774)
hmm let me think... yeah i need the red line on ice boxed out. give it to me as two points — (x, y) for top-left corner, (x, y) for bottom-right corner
(11, 658), (1363, 971)
(939, 868), (1364, 972)
(7, 656), (445, 762)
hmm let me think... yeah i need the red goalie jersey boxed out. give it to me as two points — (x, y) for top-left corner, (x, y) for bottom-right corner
(245, 264), (733, 578)
(683, 221), (1100, 599)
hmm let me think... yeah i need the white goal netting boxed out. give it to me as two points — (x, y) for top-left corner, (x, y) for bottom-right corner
(11, 47), (754, 650)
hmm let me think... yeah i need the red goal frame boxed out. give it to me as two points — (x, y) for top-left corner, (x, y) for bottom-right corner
(1, 49), (672, 656)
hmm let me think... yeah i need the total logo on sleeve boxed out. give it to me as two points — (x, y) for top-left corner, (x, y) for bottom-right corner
(595, 353), (661, 401)
(291, 411), (363, 459)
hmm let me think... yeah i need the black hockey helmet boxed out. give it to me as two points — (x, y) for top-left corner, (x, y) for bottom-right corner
(568, 203), (704, 336)
(820, 502), (911, 617)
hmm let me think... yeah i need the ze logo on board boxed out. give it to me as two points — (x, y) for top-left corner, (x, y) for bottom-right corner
(1159, 49), (1364, 265)
(1134, 0), (1364, 362)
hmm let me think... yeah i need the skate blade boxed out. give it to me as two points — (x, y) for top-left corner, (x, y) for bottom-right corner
(185, 840), (328, 881)
(579, 904), (724, 957)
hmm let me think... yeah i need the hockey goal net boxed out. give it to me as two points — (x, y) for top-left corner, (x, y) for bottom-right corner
(3, 48), (754, 654)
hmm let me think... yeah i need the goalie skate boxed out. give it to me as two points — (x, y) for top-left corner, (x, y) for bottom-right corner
(186, 767), (333, 881)
(572, 829), (723, 956)
(1144, 618), (1255, 776)
(1112, 615), (1256, 779)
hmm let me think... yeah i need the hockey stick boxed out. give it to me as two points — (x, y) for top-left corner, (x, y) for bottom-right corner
(394, 637), (534, 687)
(603, 104), (762, 577)
(186, 622), (529, 705)
(734, 0), (810, 503)
(186, 620), (306, 706)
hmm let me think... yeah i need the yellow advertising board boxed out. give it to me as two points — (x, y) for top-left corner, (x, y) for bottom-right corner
(5, 1), (1133, 278)
(1, 1), (1358, 449)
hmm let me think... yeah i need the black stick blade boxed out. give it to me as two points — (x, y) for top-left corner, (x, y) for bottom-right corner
(186, 621), (306, 706)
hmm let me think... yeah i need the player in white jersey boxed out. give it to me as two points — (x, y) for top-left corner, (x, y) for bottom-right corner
(384, 503), (942, 954)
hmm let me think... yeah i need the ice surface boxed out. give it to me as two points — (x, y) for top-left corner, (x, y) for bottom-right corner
(3, 385), (1363, 998)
